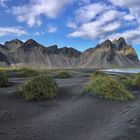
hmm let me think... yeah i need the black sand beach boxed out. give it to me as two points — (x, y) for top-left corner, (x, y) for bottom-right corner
(0, 76), (140, 140)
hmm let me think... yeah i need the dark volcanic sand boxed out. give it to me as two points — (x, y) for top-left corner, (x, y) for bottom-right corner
(0, 76), (140, 140)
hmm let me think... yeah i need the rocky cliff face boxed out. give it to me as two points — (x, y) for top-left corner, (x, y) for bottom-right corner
(113, 37), (139, 61)
(13, 39), (81, 68)
(79, 38), (139, 68)
(4, 39), (23, 50)
(0, 44), (15, 67)
(0, 37), (139, 68)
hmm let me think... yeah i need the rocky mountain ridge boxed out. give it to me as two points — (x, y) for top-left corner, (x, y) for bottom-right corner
(0, 37), (139, 68)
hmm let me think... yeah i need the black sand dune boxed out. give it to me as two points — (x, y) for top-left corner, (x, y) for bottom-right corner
(0, 76), (140, 140)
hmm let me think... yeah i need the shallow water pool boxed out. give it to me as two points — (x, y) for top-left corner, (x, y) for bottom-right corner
(102, 68), (140, 74)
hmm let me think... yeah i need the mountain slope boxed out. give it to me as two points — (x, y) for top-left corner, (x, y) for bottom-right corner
(13, 39), (81, 68)
(113, 37), (139, 61)
(0, 37), (139, 68)
(79, 38), (139, 68)
(4, 39), (23, 50)
(0, 44), (15, 66)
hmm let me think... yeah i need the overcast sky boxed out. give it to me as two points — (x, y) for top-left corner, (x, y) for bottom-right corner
(0, 0), (140, 57)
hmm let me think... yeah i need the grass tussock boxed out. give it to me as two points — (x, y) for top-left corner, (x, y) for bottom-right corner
(0, 67), (17, 72)
(84, 71), (134, 101)
(17, 76), (59, 100)
(18, 68), (40, 77)
(123, 73), (140, 89)
(0, 67), (19, 72)
(57, 70), (71, 78)
(0, 67), (41, 77)
(92, 71), (107, 76)
(0, 71), (9, 87)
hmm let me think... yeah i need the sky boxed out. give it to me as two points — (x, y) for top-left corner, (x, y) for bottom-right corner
(0, 0), (140, 57)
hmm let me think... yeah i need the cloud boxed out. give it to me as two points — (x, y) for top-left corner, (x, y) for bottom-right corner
(4, 0), (140, 46)
(67, 0), (140, 45)
(0, 0), (7, 6)
(79, 0), (91, 4)
(75, 3), (107, 24)
(47, 25), (57, 33)
(12, 0), (75, 27)
(68, 9), (122, 39)
(67, 21), (77, 29)
(103, 22), (121, 32)
(109, 0), (140, 22)
(68, 21), (121, 39)
(101, 28), (140, 44)
(109, 0), (140, 7)
(78, 0), (91, 6)
(0, 26), (27, 36)
(123, 14), (135, 21)
(98, 10), (122, 24)
(33, 31), (44, 36)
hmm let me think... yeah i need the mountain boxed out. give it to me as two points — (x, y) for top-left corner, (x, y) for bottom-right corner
(79, 38), (139, 68)
(0, 37), (139, 68)
(0, 44), (16, 66)
(113, 37), (139, 61)
(13, 39), (81, 68)
(4, 39), (23, 50)
(80, 38), (139, 68)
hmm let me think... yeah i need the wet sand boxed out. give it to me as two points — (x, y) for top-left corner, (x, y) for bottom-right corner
(0, 76), (140, 140)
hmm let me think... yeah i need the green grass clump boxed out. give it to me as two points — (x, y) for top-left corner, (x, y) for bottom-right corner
(133, 73), (140, 88)
(57, 70), (71, 78)
(17, 76), (59, 100)
(117, 75), (128, 81)
(0, 67), (18, 72)
(84, 71), (134, 101)
(18, 68), (40, 77)
(123, 73), (140, 89)
(0, 71), (9, 87)
(92, 71), (107, 76)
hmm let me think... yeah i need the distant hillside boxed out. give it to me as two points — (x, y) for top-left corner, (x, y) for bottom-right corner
(0, 37), (139, 68)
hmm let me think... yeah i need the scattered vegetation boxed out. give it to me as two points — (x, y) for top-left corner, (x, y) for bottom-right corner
(17, 68), (40, 77)
(0, 67), (42, 78)
(91, 71), (107, 77)
(0, 71), (9, 87)
(0, 67), (18, 72)
(17, 76), (59, 100)
(122, 73), (140, 89)
(84, 71), (134, 101)
(56, 70), (71, 78)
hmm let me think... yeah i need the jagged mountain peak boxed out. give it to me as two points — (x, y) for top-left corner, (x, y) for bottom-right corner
(117, 37), (126, 42)
(5, 39), (23, 44)
(0, 37), (139, 68)
(61, 46), (81, 51)
(95, 38), (130, 51)
(59, 46), (81, 57)
(112, 37), (127, 50)
(99, 39), (113, 49)
(45, 45), (81, 56)
(0, 44), (9, 50)
(4, 39), (23, 50)
(24, 39), (40, 46)
(47, 45), (58, 50)
(45, 45), (58, 54)
(21, 39), (45, 50)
